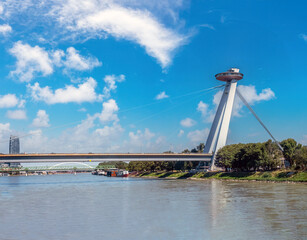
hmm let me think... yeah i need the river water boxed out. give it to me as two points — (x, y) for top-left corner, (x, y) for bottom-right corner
(0, 173), (306, 240)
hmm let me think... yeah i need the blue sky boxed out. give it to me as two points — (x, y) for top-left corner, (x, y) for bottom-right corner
(0, 0), (306, 153)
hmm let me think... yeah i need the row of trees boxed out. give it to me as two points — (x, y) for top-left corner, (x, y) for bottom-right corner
(216, 138), (306, 171)
(127, 143), (205, 172)
(99, 139), (306, 172)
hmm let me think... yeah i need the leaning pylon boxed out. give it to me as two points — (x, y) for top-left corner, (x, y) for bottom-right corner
(204, 68), (243, 170)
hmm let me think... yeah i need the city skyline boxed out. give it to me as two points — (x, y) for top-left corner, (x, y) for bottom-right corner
(0, 1), (306, 153)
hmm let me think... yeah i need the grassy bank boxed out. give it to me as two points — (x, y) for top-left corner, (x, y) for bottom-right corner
(132, 170), (307, 182)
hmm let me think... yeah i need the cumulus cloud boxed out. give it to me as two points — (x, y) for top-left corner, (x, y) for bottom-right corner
(96, 99), (119, 123)
(20, 99), (124, 153)
(6, 110), (27, 120)
(125, 128), (157, 152)
(155, 91), (169, 100)
(9, 42), (101, 82)
(0, 24), (12, 35)
(102, 74), (125, 99)
(187, 128), (209, 143)
(95, 123), (124, 139)
(9, 41), (53, 82)
(0, 94), (19, 108)
(51, 0), (185, 67)
(28, 77), (102, 104)
(32, 110), (50, 128)
(233, 85), (275, 117)
(199, 85), (275, 121)
(180, 118), (196, 128)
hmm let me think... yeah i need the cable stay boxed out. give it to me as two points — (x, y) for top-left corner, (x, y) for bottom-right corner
(236, 89), (283, 151)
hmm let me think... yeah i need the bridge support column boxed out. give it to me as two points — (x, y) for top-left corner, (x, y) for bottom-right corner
(202, 68), (243, 171)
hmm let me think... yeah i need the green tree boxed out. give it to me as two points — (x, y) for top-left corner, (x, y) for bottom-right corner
(216, 144), (244, 171)
(281, 138), (302, 167)
(293, 146), (307, 170)
(262, 140), (283, 170)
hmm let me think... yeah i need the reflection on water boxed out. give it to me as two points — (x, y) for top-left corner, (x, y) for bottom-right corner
(0, 174), (306, 240)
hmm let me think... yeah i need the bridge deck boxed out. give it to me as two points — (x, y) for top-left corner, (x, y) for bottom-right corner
(0, 153), (212, 163)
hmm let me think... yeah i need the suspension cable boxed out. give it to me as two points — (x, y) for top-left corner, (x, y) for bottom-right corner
(236, 89), (283, 151)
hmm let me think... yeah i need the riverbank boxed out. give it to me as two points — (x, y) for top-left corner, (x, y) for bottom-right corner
(131, 170), (307, 183)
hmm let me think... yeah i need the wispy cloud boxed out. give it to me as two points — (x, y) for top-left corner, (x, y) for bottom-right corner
(200, 23), (215, 30)
(300, 33), (307, 42)
(155, 91), (169, 100)
(50, 0), (186, 68)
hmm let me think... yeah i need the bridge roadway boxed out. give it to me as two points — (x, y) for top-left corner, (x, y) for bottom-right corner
(0, 153), (212, 163)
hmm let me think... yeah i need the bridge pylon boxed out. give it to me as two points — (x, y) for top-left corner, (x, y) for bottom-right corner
(203, 68), (243, 170)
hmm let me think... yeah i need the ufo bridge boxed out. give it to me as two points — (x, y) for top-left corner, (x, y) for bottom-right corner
(2, 68), (282, 170)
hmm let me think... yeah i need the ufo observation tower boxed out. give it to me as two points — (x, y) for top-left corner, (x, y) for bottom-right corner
(203, 68), (282, 170)
(203, 68), (242, 169)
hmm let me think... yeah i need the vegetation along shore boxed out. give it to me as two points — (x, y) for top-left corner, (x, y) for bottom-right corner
(127, 138), (307, 183)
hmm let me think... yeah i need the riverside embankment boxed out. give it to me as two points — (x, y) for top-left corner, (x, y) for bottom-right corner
(131, 170), (307, 183)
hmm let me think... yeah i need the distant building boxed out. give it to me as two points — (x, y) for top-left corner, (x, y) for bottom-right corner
(9, 135), (20, 154)
(7, 135), (21, 168)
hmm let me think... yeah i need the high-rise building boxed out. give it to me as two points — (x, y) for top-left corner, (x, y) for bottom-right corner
(9, 135), (20, 154)
(7, 135), (21, 167)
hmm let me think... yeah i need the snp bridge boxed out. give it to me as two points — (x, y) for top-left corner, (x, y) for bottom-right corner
(0, 153), (213, 164)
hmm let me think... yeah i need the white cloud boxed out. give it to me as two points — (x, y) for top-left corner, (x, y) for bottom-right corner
(200, 24), (215, 30)
(18, 99), (26, 108)
(78, 108), (87, 112)
(52, 0), (186, 67)
(96, 99), (119, 123)
(126, 128), (156, 151)
(64, 47), (101, 71)
(301, 135), (307, 145)
(233, 85), (275, 117)
(95, 123), (124, 139)
(155, 91), (169, 100)
(201, 85), (276, 121)
(197, 101), (209, 120)
(180, 117), (196, 128)
(178, 129), (184, 137)
(9, 41), (53, 82)
(0, 24), (12, 34)
(6, 110), (27, 120)
(28, 77), (102, 104)
(0, 4), (3, 15)
(9, 42), (101, 82)
(187, 128), (209, 143)
(103, 74), (125, 99)
(32, 110), (50, 128)
(0, 94), (19, 108)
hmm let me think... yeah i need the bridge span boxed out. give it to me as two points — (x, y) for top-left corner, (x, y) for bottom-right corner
(0, 153), (212, 163)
